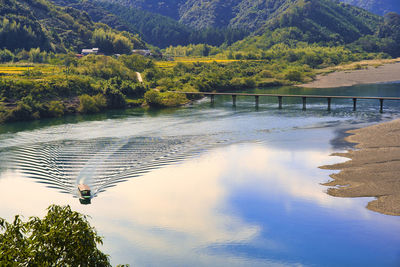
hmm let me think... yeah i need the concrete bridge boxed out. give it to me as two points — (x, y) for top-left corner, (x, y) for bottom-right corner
(176, 92), (400, 113)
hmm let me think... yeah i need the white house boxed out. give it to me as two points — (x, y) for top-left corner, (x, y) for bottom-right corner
(81, 48), (99, 55)
(132, 49), (152, 56)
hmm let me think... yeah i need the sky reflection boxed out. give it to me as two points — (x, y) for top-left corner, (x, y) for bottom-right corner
(2, 139), (399, 266)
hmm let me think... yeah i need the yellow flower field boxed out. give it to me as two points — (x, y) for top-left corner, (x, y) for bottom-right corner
(156, 57), (244, 69)
(0, 64), (64, 77)
(0, 66), (28, 74)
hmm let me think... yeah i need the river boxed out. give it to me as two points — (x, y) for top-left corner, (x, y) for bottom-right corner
(1, 84), (400, 266)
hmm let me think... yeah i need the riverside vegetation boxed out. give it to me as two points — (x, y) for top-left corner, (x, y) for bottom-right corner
(0, 45), (383, 123)
(1, 0), (400, 125)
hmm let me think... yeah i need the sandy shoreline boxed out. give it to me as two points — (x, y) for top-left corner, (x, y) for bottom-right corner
(321, 119), (400, 215)
(301, 61), (400, 88)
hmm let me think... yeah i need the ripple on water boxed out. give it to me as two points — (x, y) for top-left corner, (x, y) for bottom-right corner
(7, 135), (234, 199)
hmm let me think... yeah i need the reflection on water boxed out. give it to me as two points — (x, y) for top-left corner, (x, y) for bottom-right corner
(8, 135), (231, 200)
(1, 84), (400, 266)
(79, 198), (91, 205)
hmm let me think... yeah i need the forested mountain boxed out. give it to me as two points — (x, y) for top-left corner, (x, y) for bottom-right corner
(104, 0), (184, 20)
(263, 0), (381, 43)
(231, 0), (381, 50)
(99, 0), (394, 32)
(2, 0), (400, 54)
(227, 0), (400, 58)
(101, 0), (293, 30)
(340, 0), (400, 16)
(178, 0), (306, 31)
(51, 0), (139, 34)
(50, 0), (249, 48)
(0, 0), (145, 53)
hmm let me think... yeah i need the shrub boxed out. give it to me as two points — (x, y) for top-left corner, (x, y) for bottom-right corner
(78, 94), (99, 113)
(144, 90), (188, 107)
(284, 70), (303, 82)
(159, 92), (188, 107)
(259, 70), (273, 78)
(5, 102), (33, 122)
(93, 94), (107, 110)
(120, 81), (146, 98)
(48, 100), (64, 117)
(103, 86), (126, 108)
(144, 90), (161, 106)
(0, 49), (14, 63)
(77, 55), (136, 80)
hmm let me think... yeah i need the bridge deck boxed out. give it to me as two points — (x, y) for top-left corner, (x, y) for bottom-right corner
(175, 91), (400, 112)
(176, 91), (400, 101)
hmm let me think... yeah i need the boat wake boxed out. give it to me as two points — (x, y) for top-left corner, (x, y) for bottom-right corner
(8, 135), (230, 199)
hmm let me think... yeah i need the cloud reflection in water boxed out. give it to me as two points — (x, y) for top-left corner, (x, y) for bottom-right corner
(86, 142), (389, 266)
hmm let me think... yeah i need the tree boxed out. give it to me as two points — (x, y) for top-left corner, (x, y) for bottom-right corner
(0, 205), (111, 266)
(0, 49), (14, 63)
(48, 100), (64, 117)
(78, 94), (107, 113)
(103, 84), (126, 108)
(113, 35), (132, 54)
(63, 52), (78, 75)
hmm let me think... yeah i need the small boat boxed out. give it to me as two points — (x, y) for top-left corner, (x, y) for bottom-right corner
(79, 198), (91, 205)
(78, 184), (91, 200)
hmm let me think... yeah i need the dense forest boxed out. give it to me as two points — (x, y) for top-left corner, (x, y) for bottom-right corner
(50, 0), (249, 48)
(340, 0), (400, 15)
(55, 0), (400, 50)
(99, 0), (400, 30)
(0, 0), (145, 53)
(228, 0), (381, 52)
(100, 0), (294, 30)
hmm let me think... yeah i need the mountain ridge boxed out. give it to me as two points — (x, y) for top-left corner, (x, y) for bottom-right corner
(99, 0), (398, 31)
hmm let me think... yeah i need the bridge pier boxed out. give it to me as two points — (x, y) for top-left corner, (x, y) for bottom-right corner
(327, 97), (331, 111)
(176, 92), (399, 113)
(353, 98), (357, 111)
(278, 96), (283, 109)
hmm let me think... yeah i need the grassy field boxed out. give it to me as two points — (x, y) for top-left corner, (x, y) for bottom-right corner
(156, 57), (243, 69)
(0, 64), (65, 78)
(155, 57), (266, 69)
(0, 66), (29, 74)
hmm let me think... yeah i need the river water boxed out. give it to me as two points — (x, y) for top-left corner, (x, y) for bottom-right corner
(1, 84), (400, 266)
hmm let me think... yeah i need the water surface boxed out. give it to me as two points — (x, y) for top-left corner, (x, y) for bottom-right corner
(1, 84), (400, 266)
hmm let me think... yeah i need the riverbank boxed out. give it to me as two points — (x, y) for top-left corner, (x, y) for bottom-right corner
(301, 58), (400, 88)
(321, 119), (400, 216)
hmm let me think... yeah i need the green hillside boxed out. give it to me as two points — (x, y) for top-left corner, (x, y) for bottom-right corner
(50, 0), (248, 48)
(104, 0), (184, 20)
(0, 0), (145, 53)
(340, 0), (400, 15)
(100, 0), (391, 34)
(230, 0), (382, 52)
(102, 0), (289, 30)
(178, 0), (299, 31)
(51, 0), (139, 34)
(2, 0), (397, 55)
(264, 0), (381, 43)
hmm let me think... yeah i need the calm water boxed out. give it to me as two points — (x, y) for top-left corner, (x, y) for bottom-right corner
(1, 84), (400, 266)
